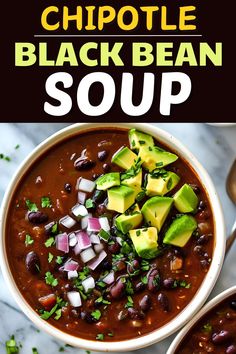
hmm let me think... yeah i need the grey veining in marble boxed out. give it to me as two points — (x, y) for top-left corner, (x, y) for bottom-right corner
(0, 123), (235, 354)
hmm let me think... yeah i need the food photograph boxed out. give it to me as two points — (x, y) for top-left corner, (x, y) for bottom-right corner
(0, 123), (235, 353)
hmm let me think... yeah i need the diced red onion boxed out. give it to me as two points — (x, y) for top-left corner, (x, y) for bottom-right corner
(68, 270), (78, 280)
(90, 234), (101, 244)
(94, 243), (104, 253)
(76, 177), (96, 193)
(78, 191), (87, 205)
(87, 250), (107, 270)
(87, 217), (101, 232)
(56, 233), (69, 253)
(59, 215), (77, 229)
(64, 259), (79, 272)
(67, 291), (82, 307)
(81, 213), (92, 229)
(82, 276), (95, 293)
(103, 271), (115, 285)
(116, 237), (123, 246)
(80, 247), (96, 263)
(73, 242), (82, 255)
(99, 217), (110, 232)
(77, 231), (91, 250)
(71, 204), (88, 218)
(68, 232), (78, 247)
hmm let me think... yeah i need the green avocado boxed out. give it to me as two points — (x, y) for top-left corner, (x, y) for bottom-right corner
(163, 215), (197, 247)
(141, 196), (173, 231)
(96, 172), (120, 190)
(115, 204), (143, 234)
(146, 170), (180, 196)
(129, 227), (159, 259)
(107, 185), (136, 213)
(138, 146), (178, 172)
(121, 169), (142, 195)
(173, 184), (198, 213)
(128, 129), (154, 151)
(112, 146), (138, 170)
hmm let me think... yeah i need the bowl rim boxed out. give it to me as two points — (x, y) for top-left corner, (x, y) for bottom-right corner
(167, 285), (236, 354)
(0, 122), (226, 352)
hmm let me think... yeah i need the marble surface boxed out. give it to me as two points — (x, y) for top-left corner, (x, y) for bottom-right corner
(0, 123), (235, 354)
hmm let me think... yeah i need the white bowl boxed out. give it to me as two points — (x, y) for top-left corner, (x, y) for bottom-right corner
(167, 285), (236, 354)
(0, 123), (226, 352)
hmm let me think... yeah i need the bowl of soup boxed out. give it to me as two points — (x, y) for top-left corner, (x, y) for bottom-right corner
(167, 286), (236, 354)
(0, 123), (225, 351)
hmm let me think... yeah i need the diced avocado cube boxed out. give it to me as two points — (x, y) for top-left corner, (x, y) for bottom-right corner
(173, 184), (198, 213)
(146, 170), (180, 196)
(107, 185), (136, 213)
(129, 227), (159, 259)
(112, 147), (138, 170)
(128, 129), (154, 151)
(96, 172), (120, 190)
(138, 146), (178, 171)
(163, 215), (197, 247)
(116, 204), (143, 234)
(141, 196), (173, 231)
(121, 169), (142, 195)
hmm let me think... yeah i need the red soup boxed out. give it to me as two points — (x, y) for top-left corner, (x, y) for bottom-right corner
(6, 128), (214, 341)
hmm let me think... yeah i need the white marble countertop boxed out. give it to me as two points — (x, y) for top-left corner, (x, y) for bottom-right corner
(0, 123), (235, 354)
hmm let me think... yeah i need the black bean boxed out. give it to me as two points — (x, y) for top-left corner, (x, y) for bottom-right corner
(103, 163), (111, 173)
(110, 279), (126, 299)
(226, 345), (236, 354)
(157, 293), (170, 312)
(64, 183), (72, 193)
(127, 260), (140, 274)
(25, 251), (40, 274)
(70, 309), (80, 318)
(147, 269), (161, 292)
(194, 245), (204, 256)
(117, 309), (128, 321)
(135, 282), (146, 293)
(80, 311), (94, 324)
(28, 211), (48, 224)
(128, 308), (145, 320)
(44, 221), (56, 236)
(200, 259), (210, 269)
(92, 189), (105, 203)
(139, 295), (151, 312)
(98, 150), (109, 161)
(196, 234), (210, 245)
(64, 283), (73, 291)
(198, 200), (207, 211)
(173, 247), (186, 258)
(74, 158), (95, 171)
(163, 278), (175, 290)
(114, 260), (126, 272)
(212, 330), (231, 344)
(230, 300), (236, 311)
(96, 204), (107, 215)
(108, 242), (120, 254)
(102, 260), (112, 271)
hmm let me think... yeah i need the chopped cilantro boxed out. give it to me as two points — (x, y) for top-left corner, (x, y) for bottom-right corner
(155, 162), (164, 167)
(138, 140), (145, 145)
(26, 199), (38, 212)
(40, 297), (66, 320)
(141, 275), (148, 284)
(179, 280), (191, 289)
(15, 144), (20, 150)
(86, 351), (91, 354)
(107, 332), (114, 337)
(99, 229), (110, 241)
(32, 348), (39, 354)
(136, 230), (141, 236)
(51, 223), (58, 234)
(56, 256), (63, 265)
(95, 296), (111, 305)
(96, 333), (104, 341)
(136, 190), (146, 202)
(44, 237), (55, 248)
(5, 335), (19, 354)
(85, 198), (96, 209)
(41, 196), (52, 208)
(125, 279), (134, 295)
(141, 259), (150, 271)
(121, 161), (141, 181)
(59, 347), (65, 352)
(167, 177), (173, 190)
(125, 295), (134, 308)
(25, 234), (34, 246)
(131, 140), (135, 147)
(54, 308), (62, 320)
(96, 281), (106, 288)
(45, 271), (58, 287)
(0, 153), (11, 162)
(121, 240), (132, 254)
(48, 252), (54, 263)
(202, 323), (212, 332)
(91, 309), (102, 320)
